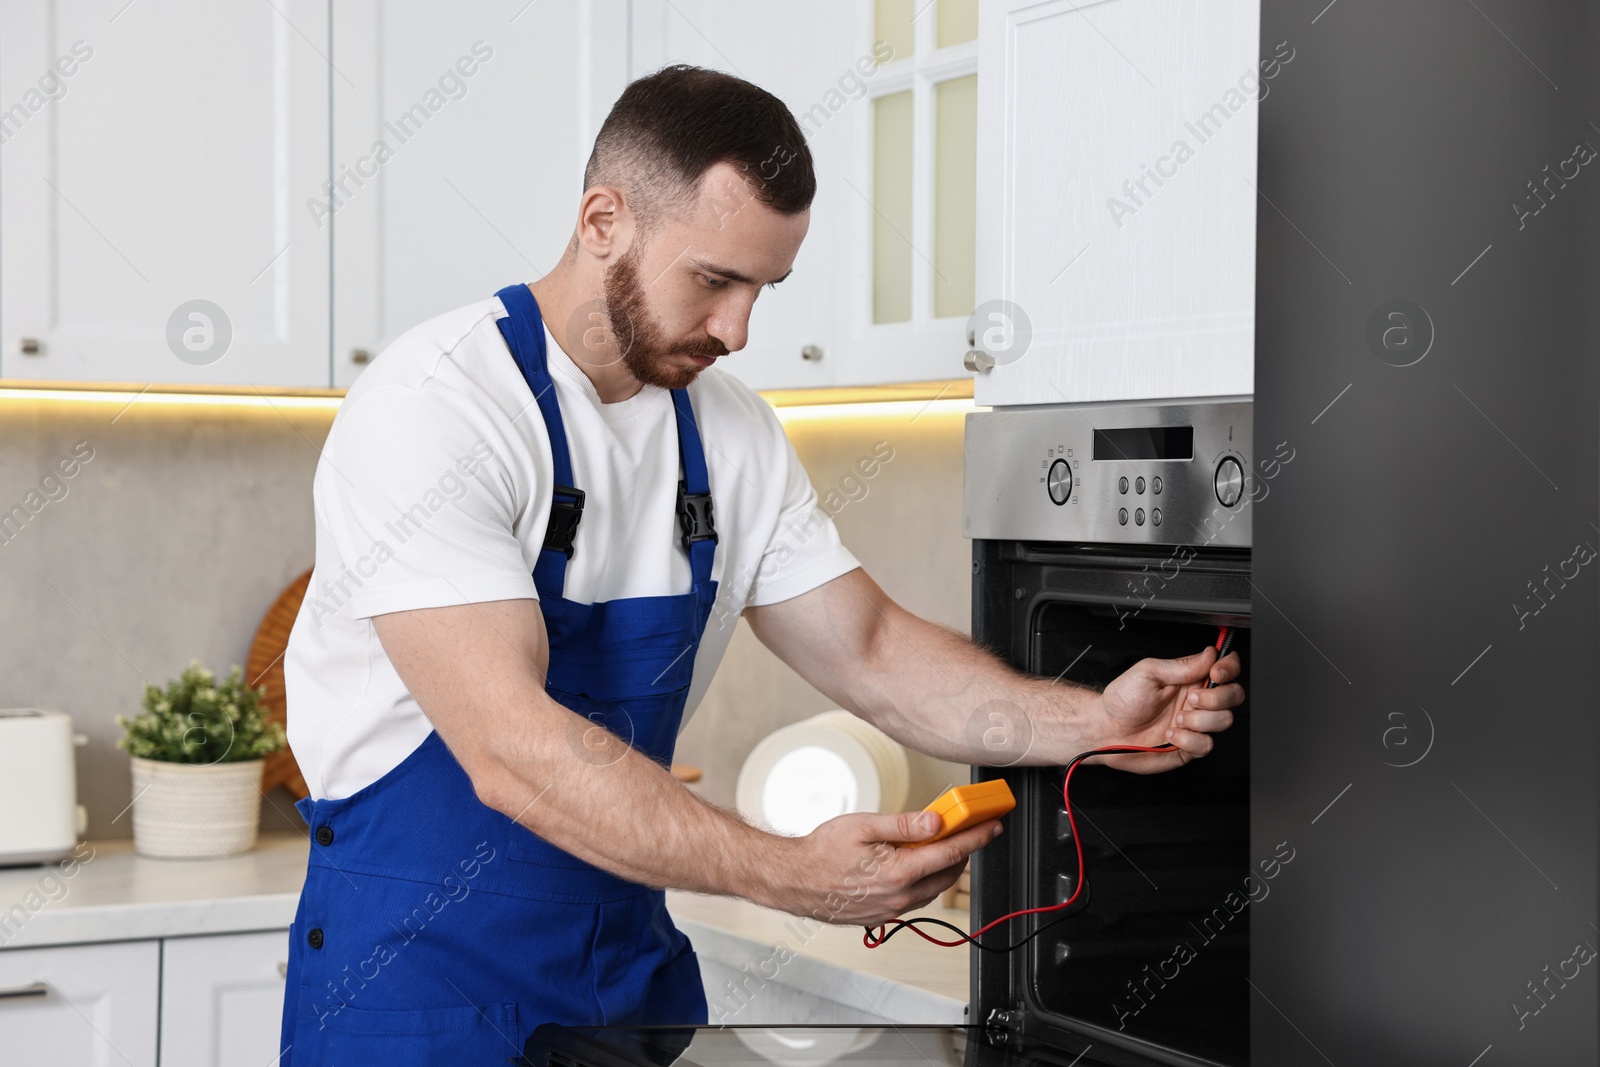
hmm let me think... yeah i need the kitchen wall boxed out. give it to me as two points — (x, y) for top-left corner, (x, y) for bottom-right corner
(0, 391), (969, 841)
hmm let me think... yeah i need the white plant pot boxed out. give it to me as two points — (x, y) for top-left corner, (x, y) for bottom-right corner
(129, 756), (263, 859)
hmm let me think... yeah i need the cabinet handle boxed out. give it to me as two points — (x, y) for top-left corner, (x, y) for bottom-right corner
(800, 344), (823, 362)
(350, 348), (371, 365)
(964, 349), (996, 372)
(0, 981), (49, 1000)
(277, 961), (288, 979)
(17, 338), (41, 355)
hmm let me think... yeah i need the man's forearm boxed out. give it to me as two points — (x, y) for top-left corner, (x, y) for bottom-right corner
(837, 598), (1106, 766)
(472, 706), (799, 903)
(376, 601), (804, 906)
(745, 570), (1107, 765)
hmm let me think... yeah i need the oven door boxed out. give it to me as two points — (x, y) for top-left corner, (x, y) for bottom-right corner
(970, 540), (1251, 1067)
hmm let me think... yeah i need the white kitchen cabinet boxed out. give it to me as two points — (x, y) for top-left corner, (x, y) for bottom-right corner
(972, 0), (1260, 406)
(159, 930), (291, 1067)
(631, 0), (867, 392)
(0, 0), (332, 388)
(828, 0), (979, 390)
(330, 0), (631, 387)
(0, 939), (160, 1067)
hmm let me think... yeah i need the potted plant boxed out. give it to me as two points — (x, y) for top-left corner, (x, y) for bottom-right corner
(116, 662), (286, 859)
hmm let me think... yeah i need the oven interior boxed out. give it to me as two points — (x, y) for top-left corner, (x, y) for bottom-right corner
(972, 543), (1251, 1067)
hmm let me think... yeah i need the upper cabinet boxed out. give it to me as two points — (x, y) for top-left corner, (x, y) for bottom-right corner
(330, 1), (629, 388)
(0, 0), (332, 388)
(831, 0), (979, 389)
(972, 0), (1260, 406)
(0, 0), (983, 393)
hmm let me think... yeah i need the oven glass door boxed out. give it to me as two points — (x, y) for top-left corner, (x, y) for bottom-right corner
(1025, 598), (1250, 1066)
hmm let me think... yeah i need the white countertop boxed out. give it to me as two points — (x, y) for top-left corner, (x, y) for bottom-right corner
(667, 891), (969, 1025)
(0, 833), (969, 1023)
(0, 833), (307, 950)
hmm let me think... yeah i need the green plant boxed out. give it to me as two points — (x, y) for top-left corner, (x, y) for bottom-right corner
(117, 661), (286, 765)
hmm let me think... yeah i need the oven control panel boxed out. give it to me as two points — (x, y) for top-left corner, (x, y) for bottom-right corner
(963, 397), (1253, 547)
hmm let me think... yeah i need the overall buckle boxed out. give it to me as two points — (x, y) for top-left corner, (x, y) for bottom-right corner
(543, 485), (586, 558)
(676, 481), (717, 552)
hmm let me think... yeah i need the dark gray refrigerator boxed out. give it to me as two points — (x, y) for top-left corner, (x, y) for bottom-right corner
(1252, 0), (1600, 1062)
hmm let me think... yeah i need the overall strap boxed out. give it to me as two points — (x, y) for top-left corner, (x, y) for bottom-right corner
(494, 284), (584, 595)
(671, 388), (717, 587)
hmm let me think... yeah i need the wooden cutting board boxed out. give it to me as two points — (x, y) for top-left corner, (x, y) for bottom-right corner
(246, 568), (313, 798)
(244, 569), (703, 797)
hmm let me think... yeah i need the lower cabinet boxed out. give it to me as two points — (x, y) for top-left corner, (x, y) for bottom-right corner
(160, 930), (291, 1067)
(0, 931), (289, 1067)
(0, 939), (161, 1067)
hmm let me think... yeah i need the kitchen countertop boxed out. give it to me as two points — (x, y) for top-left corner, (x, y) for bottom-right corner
(667, 891), (969, 1025)
(0, 833), (969, 1023)
(0, 833), (307, 950)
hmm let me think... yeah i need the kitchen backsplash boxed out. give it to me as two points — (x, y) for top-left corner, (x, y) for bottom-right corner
(0, 392), (970, 840)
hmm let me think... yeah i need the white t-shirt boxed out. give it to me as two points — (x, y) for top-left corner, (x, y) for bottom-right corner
(284, 293), (861, 801)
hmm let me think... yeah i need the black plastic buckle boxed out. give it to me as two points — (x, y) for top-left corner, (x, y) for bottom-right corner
(676, 480), (717, 552)
(542, 485), (586, 559)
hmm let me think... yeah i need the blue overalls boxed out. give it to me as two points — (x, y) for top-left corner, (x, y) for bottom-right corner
(277, 283), (716, 1064)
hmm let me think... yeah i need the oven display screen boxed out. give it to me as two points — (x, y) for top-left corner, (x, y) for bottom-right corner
(1092, 425), (1194, 460)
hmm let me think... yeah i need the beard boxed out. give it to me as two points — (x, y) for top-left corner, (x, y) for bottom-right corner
(601, 242), (729, 391)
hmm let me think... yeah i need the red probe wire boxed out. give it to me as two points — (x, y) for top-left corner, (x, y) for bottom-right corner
(863, 625), (1235, 952)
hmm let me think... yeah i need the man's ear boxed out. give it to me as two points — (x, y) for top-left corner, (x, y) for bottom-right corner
(577, 184), (629, 258)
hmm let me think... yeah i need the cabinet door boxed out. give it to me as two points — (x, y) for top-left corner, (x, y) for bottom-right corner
(159, 930), (291, 1067)
(973, 0), (1259, 406)
(632, 0), (866, 392)
(0, 0), (331, 387)
(0, 940), (160, 1067)
(829, 0), (979, 390)
(331, 1), (630, 387)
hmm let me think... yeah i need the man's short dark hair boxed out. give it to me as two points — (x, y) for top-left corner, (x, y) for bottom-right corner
(583, 65), (816, 240)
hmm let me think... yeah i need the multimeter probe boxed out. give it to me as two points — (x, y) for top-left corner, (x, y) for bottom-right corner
(863, 625), (1237, 953)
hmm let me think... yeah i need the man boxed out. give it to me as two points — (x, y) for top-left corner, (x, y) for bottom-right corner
(278, 65), (1242, 1063)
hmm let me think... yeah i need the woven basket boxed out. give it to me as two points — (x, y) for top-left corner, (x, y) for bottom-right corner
(130, 757), (264, 858)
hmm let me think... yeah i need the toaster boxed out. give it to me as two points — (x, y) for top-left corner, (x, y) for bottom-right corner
(0, 710), (86, 867)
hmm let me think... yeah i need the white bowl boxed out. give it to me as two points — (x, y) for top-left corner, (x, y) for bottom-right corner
(735, 711), (909, 837)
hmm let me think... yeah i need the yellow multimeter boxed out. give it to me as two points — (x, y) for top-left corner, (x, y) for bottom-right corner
(905, 780), (1016, 847)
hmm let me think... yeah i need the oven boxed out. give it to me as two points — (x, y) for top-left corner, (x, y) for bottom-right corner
(965, 398), (1253, 1067)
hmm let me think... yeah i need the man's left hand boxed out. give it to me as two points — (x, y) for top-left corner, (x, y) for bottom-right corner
(1089, 645), (1244, 774)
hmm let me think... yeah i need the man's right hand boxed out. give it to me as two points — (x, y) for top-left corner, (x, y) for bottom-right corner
(768, 809), (1004, 927)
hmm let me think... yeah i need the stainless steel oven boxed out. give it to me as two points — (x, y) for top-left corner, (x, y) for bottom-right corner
(965, 398), (1254, 1067)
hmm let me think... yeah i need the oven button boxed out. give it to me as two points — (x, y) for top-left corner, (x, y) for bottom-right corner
(1135, 508), (1145, 526)
(1047, 459), (1072, 505)
(1152, 476), (1162, 494)
(1135, 476), (1145, 494)
(1152, 507), (1162, 526)
(1118, 476), (1128, 494)
(1214, 457), (1245, 507)
(1118, 507), (1128, 525)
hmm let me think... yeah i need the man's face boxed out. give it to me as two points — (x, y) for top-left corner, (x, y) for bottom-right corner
(597, 162), (808, 391)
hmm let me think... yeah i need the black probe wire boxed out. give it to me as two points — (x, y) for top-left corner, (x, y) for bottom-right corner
(863, 625), (1238, 953)
(1208, 625), (1236, 688)
(860, 745), (1177, 952)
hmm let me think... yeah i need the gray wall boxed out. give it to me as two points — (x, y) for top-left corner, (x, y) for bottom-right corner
(0, 393), (968, 841)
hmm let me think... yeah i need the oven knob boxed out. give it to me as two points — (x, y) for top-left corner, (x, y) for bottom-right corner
(1214, 456), (1245, 507)
(1047, 459), (1072, 505)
